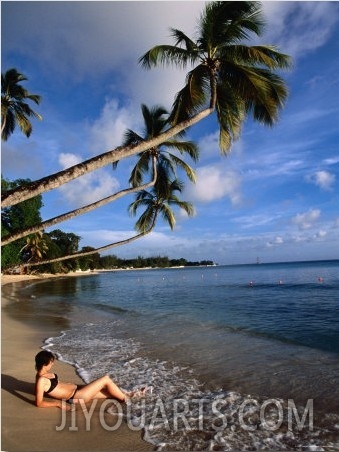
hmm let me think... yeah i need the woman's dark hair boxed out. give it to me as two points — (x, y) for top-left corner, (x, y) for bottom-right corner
(35, 350), (55, 371)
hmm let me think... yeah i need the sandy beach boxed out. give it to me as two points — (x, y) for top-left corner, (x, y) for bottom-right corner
(1, 273), (153, 452)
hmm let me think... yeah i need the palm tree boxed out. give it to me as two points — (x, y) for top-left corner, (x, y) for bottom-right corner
(119, 103), (198, 198)
(19, 231), (48, 263)
(129, 178), (194, 233)
(2, 104), (197, 246)
(1, 68), (42, 141)
(2, 1), (291, 208)
(1, 159), (158, 246)
(139, 1), (292, 153)
(24, 179), (193, 268)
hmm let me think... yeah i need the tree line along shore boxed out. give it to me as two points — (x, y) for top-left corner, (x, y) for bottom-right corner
(4, 253), (216, 275)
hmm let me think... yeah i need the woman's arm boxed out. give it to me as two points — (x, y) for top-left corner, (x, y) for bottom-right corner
(35, 378), (63, 409)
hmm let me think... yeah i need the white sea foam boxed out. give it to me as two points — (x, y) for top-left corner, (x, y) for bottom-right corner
(43, 322), (339, 451)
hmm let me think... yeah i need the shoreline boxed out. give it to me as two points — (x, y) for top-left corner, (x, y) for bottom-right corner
(3, 270), (339, 450)
(1, 273), (152, 451)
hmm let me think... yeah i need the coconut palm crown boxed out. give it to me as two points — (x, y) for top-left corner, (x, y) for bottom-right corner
(1, 68), (42, 141)
(139, 1), (292, 153)
(19, 231), (48, 263)
(129, 179), (194, 233)
(119, 104), (199, 199)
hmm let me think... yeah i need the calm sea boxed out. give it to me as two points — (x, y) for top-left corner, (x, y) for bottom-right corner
(14, 260), (339, 449)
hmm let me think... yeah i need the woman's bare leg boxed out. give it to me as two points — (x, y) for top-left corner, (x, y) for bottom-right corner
(74, 376), (127, 403)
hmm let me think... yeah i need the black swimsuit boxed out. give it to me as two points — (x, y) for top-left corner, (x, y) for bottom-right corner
(45, 374), (58, 394)
(43, 373), (79, 403)
(66, 386), (79, 404)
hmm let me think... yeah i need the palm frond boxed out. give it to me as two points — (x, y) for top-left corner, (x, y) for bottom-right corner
(249, 70), (289, 125)
(17, 114), (32, 137)
(218, 127), (233, 154)
(249, 45), (292, 69)
(129, 152), (151, 187)
(141, 103), (168, 137)
(9, 100), (42, 123)
(114, 129), (143, 170)
(199, 1), (265, 49)
(1, 68), (42, 141)
(219, 44), (292, 70)
(160, 203), (176, 230)
(129, 175), (193, 234)
(139, 45), (198, 70)
(241, 67), (289, 124)
(122, 129), (143, 147)
(162, 140), (199, 162)
(2, 110), (15, 140)
(215, 81), (245, 152)
(169, 65), (210, 125)
(170, 28), (198, 52)
(135, 207), (157, 232)
(25, 93), (42, 105)
(121, 103), (199, 191)
(169, 197), (195, 217)
(154, 162), (174, 198)
(218, 61), (288, 124)
(166, 153), (197, 183)
(128, 191), (153, 216)
(169, 178), (185, 193)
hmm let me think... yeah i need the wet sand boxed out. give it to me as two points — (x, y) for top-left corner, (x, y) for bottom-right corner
(1, 274), (152, 451)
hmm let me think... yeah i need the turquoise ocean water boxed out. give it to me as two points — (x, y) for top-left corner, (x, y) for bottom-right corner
(15, 260), (339, 449)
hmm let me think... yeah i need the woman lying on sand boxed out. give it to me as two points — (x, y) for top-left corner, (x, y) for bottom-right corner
(35, 350), (144, 410)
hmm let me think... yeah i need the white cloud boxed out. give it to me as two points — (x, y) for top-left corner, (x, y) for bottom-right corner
(58, 152), (120, 207)
(292, 209), (321, 231)
(89, 98), (140, 153)
(75, 219), (339, 264)
(242, 149), (307, 181)
(124, 62), (192, 112)
(59, 153), (81, 168)
(262, 2), (339, 58)
(81, 229), (137, 245)
(266, 235), (284, 248)
(194, 131), (220, 161)
(323, 156), (339, 165)
(187, 165), (242, 205)
(314, 230), (327, 239)
(79, 228), (194, 257)
(305, 170), (335, 191)
(3, 2), (204, 81)
(232, 213), (281, 230)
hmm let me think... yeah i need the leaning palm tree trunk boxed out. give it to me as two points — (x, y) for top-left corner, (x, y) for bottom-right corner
(2, 156), (157, 245)
(24, 220), (156, 269)
(2, 107), (213, 208)
(1, 118), (6, 135)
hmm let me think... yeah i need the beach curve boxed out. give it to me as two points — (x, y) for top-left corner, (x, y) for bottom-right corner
(1, 273), (152, 452)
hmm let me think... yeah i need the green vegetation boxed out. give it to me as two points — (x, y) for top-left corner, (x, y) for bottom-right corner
(1, 176), (196, 274)
(1, 68), (42, 141)
(97, 255), (216, 270)
(1, 178), (43, 268)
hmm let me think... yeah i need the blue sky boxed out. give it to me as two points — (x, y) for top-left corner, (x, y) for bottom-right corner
(2, 1), (339, 265)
